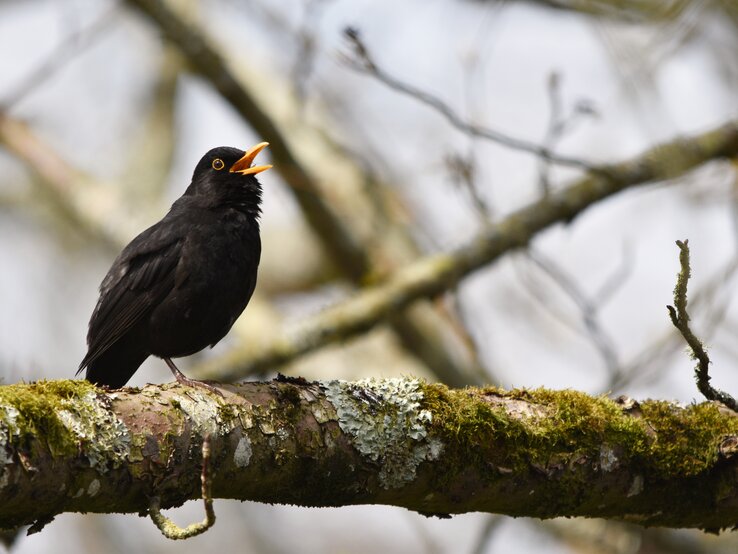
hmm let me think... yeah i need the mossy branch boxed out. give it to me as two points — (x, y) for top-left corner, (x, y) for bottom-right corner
(2, 378), (738, 535)
(667, 240), (738, 412)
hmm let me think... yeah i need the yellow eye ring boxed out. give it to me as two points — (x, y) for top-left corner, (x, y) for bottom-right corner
(212, 158), (225, 170)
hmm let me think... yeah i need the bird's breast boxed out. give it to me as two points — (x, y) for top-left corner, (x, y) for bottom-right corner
(146, 211), (261, 357)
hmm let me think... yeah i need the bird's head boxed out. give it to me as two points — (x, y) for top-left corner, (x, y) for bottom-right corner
(185, 143), (272, 212)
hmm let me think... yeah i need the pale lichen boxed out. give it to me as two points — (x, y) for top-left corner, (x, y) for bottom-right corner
(0, 405), (19, 467)
(55, 391), (131, 469)
(234, 437), (252, 468)
(323, 377), (442, 489)
(87, 479), (101, 497)
(628, 475), (644, 497)
(312, 404), (330, 424)
(599, 444), (618, 472)
(169, 388), (235, 437)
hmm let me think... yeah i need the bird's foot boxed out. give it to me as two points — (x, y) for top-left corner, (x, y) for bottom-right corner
(164, 358), (224, 397)
(174, 373), (224, 397)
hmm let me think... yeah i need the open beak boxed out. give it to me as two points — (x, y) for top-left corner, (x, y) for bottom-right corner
(230, 142), (273, 175)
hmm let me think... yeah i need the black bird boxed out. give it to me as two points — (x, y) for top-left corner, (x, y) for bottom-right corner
(77, 143), (271, 392)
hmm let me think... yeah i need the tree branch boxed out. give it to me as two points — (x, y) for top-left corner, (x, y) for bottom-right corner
(0, 8), (118, 112)
(194, 120), (738, 381)
(464, 0), (692, 23)
(2, 378), (738, 534)
(0, 112), (130, 250)
(667, 239), (738, 412)
(342, 28), (596, 172)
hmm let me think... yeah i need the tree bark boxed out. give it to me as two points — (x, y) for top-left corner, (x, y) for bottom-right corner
(1, 378), (737, 533)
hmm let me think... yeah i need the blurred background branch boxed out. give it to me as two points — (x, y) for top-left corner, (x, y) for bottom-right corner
(194, 119), (738, 381)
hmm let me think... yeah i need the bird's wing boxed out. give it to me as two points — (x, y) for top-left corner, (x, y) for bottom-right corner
(78, 226), (184, 373)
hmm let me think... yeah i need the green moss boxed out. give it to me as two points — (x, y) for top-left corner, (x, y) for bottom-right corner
(217, 403), (237, 425)
(0, 380), (132, 469)
(275, 384), (302, 424)
(638, 400), (735, 476)
(421, 384), (738, 480)
(420, 384), (520, 477)
(0, 380), (100, 456)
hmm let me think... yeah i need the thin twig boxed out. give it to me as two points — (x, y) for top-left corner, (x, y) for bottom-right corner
(537, 71), (598, 195)
(522, 248), (622, 377)
(446, 152), (494, 223)
(470, 515), (502, 554)
(667, 239), (738, 412)
(0, 7), (119, 112)
(149, 435), (216, 540)
(519, 0), (691, 22)
(342, 27), (597, 173)
(291, 0), (335, 110)
(610, 256), (738, 391)
(593, 241), (634, 306)
(0, 112), (135, 249)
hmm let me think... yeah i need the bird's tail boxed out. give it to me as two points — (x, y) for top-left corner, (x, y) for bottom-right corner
(79, 342), (149, 389)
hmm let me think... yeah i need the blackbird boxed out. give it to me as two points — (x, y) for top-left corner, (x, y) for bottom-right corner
(77, 143), (272, 392)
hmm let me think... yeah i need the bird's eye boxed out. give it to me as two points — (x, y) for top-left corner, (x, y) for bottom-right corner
(212, 158), (225, 170)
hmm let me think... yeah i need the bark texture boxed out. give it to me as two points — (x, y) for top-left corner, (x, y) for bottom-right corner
(1, 378), (737, 532)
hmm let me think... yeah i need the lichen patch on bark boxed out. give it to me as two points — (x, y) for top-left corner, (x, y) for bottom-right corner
(56, 390), (131, 469)
(166, 386), (235, 437)
(234, 437), (252, 468)
(0, 380), (131, 471)
(322, 377), (441, 489)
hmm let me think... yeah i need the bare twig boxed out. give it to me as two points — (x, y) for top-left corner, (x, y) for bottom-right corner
(537, 71), (598, 195)
(667, 239), (738, 411)
(149, 435), (216, 540)
(490, 0), (692, 22)
(446, 52), (496, 222)
(446, 152), (494, 222)
(342, 27), (597, 173)
(610, 255), (738, 391)
(0, 7), (119, 112)
(0, 112), (137, 249)
(470, 516), (503, 554)
(291, 0), (336, 109)
(521, 248), (622, 377)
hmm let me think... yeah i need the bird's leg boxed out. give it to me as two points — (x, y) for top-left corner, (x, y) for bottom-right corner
(164, 358), (223, 397)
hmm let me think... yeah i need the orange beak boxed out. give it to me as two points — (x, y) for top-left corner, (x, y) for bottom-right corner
(230, 142), (272, 175)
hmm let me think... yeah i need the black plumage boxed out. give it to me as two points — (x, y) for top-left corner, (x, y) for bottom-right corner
(78, 143), (271, 391)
